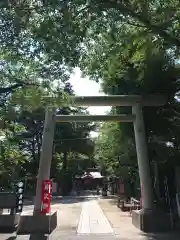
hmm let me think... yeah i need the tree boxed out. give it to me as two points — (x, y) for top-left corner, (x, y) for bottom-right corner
(95, 120), (138, 196)
(0, 121), (27, 188)
(2, 0), (180, 201)
(1, 0), (180, 77)
(0, 1), (100, 194)
(13, 82), (95, 194)
(54, 81), (95, 170)
(85, 21), (180, 201)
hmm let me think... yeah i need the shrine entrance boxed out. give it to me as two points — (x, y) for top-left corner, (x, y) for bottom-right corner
(33, 95), (169, 232)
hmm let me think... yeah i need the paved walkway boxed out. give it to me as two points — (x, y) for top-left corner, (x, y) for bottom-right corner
(77, 200), (114, 234)
(0, 197), (180, 239)
(98, 198), (180, 240)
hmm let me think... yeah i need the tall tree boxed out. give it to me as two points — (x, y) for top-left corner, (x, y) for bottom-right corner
(1, 0), (180, 74)
(87, 23), (180, 201)
(55, 82), (95, 170)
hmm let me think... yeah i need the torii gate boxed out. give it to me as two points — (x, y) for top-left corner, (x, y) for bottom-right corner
(33, 95), (169, 232)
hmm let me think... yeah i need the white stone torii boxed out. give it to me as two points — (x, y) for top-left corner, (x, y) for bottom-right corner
(33, 95), (166, 215)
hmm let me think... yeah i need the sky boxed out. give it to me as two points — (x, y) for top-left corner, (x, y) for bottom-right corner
(70, 68), (110, 115)
(70, 68), (110, 138)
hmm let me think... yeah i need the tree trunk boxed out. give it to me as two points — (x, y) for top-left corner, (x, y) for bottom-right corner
(63, 151), (68, 170)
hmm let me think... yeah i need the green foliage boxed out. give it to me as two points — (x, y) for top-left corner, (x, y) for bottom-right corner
(88, 37), (180, 191)
(0, 79), (96, 191)
(1, 0), (180, 198)
(1, 0), (180, 74)
(78, 3), (180, 198)
(95, 121), (138, 182)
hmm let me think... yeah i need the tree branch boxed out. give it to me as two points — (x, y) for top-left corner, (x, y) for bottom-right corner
(0, 82), (38, 95)
(0, 83), (23, 94)
(101, 1), (180, 48)
(124, 19), (145, 28)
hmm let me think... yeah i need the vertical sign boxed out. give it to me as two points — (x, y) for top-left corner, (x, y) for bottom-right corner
(41, 180), (52, 214)
(16, 181), (24, 213)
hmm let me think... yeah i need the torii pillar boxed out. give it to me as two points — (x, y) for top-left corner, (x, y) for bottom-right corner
(132, 103), (171, 232)
(132, 103), (154, 210)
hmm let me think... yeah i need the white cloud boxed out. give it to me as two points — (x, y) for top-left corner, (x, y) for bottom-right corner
(70, 68), (111, 115)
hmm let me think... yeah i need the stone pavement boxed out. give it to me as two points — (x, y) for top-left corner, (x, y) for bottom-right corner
(77, 199), (114, 234)
(98, 198), (180, 240)
(0, 197), (180, 239)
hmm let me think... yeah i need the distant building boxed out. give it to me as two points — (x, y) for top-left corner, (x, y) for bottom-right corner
(75, 168), (103, 190)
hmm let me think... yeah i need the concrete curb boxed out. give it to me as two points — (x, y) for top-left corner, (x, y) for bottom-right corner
(17, 211), (57, 234)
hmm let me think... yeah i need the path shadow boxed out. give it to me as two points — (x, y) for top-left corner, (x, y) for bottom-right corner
(142, 232), (180, 240)
(5, 234), (49, 240)
(29, 234), (48, 240)
(5, 237), (16, 240)
(22, 195), (94, 208)
(53, 196), (93, 204)
(100, 197), (118, 207)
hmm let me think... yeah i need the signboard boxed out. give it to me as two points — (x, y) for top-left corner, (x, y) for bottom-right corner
(41, 180), (52, 214)
(16, 181), (24, 213)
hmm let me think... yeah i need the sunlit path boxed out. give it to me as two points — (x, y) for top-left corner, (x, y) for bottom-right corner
(77, 199), (114, 234)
